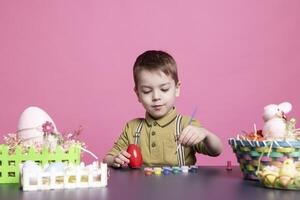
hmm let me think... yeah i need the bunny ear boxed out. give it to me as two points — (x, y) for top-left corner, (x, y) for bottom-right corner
(263, 104), (278, 121)
(278, 102), (292, 113)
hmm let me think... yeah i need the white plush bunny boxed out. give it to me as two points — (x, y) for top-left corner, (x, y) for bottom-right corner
(262, 102), (292, 139)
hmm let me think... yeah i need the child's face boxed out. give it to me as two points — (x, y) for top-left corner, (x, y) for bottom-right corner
(135, 69), (180, 119)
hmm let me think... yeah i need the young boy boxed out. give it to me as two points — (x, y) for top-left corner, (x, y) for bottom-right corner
(104, 50), (223, 168)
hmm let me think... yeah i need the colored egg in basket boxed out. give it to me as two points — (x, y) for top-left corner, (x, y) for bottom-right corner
(256, 159), (300, 190)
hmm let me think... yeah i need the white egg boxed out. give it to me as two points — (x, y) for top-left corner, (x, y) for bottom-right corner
(45, 162), (65, 173)
(22, 160), (42, 174)
(17, 106), (57, 145)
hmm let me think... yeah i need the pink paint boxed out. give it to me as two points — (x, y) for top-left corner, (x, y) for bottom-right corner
(226, 161), (233, 171)
(1, 1), (300, 165)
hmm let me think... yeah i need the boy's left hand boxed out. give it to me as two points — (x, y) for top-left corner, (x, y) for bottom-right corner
(178, 125), (207, 146)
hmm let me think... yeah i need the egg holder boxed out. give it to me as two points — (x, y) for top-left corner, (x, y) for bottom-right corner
(228, 138), (300, 181)
(0, 144), (81, 183)
(20, 162), (108, 191)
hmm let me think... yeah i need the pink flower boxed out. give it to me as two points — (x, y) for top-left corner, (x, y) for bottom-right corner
(42, 121), (54, 134)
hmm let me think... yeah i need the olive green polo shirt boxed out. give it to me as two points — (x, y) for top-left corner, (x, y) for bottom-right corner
(106, 108), (209, 167)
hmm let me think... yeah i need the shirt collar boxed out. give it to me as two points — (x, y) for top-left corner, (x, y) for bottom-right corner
(145, 107), (178, 127)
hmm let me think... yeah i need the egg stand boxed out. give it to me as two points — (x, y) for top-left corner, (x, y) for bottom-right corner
(21, 162), (107, 191)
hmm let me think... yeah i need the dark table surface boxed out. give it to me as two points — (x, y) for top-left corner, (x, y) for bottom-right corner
(0, 166), (299, 200)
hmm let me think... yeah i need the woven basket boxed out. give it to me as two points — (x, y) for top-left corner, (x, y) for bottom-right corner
(228, 138), (300, 180)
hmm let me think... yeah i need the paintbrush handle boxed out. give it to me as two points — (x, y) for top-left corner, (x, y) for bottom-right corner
(187, 107), (198, 125)
(175, 108), (197, 154)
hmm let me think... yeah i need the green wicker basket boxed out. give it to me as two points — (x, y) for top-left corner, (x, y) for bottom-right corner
(228, 138), (300, 180)
(0, 144), (81, 183)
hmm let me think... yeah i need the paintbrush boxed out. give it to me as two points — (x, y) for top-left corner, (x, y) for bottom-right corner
(175, 107), (197, 154)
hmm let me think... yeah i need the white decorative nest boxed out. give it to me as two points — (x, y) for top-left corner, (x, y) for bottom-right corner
(20, 161), (107, 191)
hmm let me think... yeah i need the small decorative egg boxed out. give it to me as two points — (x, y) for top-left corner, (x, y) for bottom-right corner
(258, 166), (279, 186)
(127, 144), (143, 168)
(65, 166), (78, 174)
(45, 162), (65, 173)
(278, 159), (297, 187)
(294, 174), (300, 187)
(22, 160), (42, 174)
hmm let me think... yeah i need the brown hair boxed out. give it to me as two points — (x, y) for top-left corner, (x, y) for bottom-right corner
(133, 50), (179, 88)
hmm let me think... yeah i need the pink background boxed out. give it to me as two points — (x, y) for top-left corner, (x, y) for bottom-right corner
(1, 1), (300, 165)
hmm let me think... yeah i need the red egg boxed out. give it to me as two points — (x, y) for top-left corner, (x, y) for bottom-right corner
(127, 144), (143, 168)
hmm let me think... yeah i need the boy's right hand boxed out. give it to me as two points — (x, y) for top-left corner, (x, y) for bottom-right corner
(112, 150), (131, 168)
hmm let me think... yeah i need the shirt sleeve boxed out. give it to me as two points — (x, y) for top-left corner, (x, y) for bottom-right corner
(106, 122), (131, 157)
